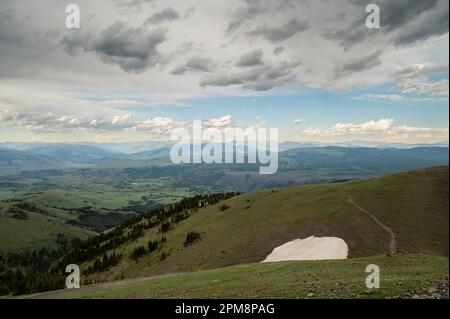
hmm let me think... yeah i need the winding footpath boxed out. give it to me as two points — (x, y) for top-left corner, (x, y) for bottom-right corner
(348, 196), (397, 256)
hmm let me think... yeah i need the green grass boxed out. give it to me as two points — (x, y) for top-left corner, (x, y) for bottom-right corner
(82, 166), (448, 283)
(0, 212), (93, 251)
(24, 254), (448, 299)
(0, 175), (217, 208)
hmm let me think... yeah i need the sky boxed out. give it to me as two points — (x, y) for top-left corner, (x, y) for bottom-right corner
(0, 0), (448, 144)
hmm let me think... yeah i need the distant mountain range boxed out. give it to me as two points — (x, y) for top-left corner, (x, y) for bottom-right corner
(1, 142), (448, 192)
(1, 140), (448, 154)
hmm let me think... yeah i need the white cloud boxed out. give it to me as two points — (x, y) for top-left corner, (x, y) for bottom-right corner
(204, 115), (233, 128)
(303, 118), (448, 140)
(395, 79), (449, 96)
(357, 94), (405, 101)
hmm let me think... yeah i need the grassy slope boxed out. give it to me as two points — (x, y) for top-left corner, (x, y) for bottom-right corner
(26, 254), (448, 299)
(0, 212), (93, 251)
(0, 192), (97, 251)
(85, 166), (448, 283)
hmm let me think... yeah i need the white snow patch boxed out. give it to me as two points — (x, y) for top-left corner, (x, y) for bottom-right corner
(263, 236), (348, 262)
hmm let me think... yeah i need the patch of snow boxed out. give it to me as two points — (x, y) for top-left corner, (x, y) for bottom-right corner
(263, 236), (348, 262)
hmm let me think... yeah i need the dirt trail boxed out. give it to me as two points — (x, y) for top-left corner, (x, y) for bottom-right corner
(18, 271), (185, 299)
(348, 196), (397, 256)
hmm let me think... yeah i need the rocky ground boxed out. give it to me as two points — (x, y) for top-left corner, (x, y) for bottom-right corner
(403, 277), (449, 299)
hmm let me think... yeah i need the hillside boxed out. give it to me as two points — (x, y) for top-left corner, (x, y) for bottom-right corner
(24, 144), (120, 165)
(0, 149), (63, 176)
(23, 254), (449, 299)
(71, 166), (448, 283)
(0, 194), (96, 251)
(0, 211), (94, 252)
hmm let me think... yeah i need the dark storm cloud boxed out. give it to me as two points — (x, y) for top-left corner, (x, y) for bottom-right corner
(199, 61), (300, 91)
(144, 7), (180, 25)
(273, 47), (284, 56)
(363, 0), (439, 30)
(247, 19), (308, 43)
(324, 0), (448, 48)
(335, 50), (381, 77)
(392, 1), (449, 46)
(322, 26), (368, 51)
(227, 0), (268, 33)
(171, 56), (216, 75)
(392, 63), (449, 80)
(227, 0), (296, 33)
(62, 22), (168, 73)
(236, 50), (264, 67)
(60, 32), (93, 56)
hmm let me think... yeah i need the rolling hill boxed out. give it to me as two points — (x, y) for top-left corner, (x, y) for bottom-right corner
(0, 145), (121, 176)
(25, 144), (121, 165)
(0, 202), (94, 252)
(0, 149), (63, 176)
(65, 166), (448, 284)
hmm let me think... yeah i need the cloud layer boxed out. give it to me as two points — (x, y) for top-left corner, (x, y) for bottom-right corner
(0, 0), (448, 143)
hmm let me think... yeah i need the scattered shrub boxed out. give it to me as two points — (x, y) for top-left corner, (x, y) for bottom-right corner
(130, 246), (147, 262)
(9, 207), (28, 220)
(219, 204), (230, 212)
(85, 252), (122, 274)
(148, 240), (159, 253)
(160, 221), (171, 233)
(183, 230), (202, 247)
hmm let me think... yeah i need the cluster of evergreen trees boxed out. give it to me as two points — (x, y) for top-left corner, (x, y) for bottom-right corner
(184, 231), (202, 247)
(85, 252), (122, 274)
(0, 234), (80, 296)
(130, 236), (167, 262)
(159, 221), (171, 233)
(148, 239), (159, 252)
(0, 270), (64, 296)
(130, 246), (147, 262)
